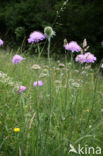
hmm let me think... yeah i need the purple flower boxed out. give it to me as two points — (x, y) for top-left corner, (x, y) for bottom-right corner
(0, 39), (4, 46)
(65, 41), (81, 52)
(33, 80), (43, 87)
(75, 52), (96, 63)
(28, 31), (45, 43)
(75, 54), (85, 63)
(12, 54), (24, 64)
(18, 86), (26, 94)
(84, 52), (96, 63)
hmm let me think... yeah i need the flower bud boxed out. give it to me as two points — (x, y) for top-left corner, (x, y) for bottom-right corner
(44, 26), (55, 39)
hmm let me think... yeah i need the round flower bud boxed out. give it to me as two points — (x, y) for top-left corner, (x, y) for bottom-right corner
(44, 26), (55, 39)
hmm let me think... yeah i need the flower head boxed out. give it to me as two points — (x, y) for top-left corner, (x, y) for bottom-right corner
(64, 41), (81, 52)
(17, 86), (26, 94)
(75, 52), (96, 63)
(12, 54), (24, 64)
(28, 31), (45, 43)
(31, 64), (41, 70)
(14, 128), (20, 132)
(75, 54), (85, 63)
(0, 39), (4, 46)
(84, 52), (96, 63)
(44, 26), (55, 39)
(33, 80), (43, 87)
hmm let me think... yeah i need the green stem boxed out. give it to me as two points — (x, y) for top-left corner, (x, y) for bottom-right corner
(43, 38), (52, 155)
(48, 38), (51, 66)
(37, 44), (41, 59)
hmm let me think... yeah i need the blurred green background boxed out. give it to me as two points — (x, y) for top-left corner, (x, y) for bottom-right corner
(0, 0), (103, 60)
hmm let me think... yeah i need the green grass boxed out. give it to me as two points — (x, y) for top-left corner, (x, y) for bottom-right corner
(0, 50), (103, 156)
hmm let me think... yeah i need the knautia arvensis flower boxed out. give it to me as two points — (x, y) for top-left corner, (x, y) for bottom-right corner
(12, 54), (24, 64)
(33, 80), (43, 87)
(65, 41), (81, 52)
(75, 52), (96, 63)
(28, 31), (45, 43)
(0, 39), (4, 46)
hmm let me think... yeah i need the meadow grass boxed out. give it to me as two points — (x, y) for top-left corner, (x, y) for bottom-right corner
(0, 49), (103, 156)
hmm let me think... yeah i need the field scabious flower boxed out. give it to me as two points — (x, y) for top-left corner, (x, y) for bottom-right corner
(64, 41), (81, 52)
(33, 80), (43, 87)
(28, 31), (45, 43)
(14, 128), (20, 132)
(75, 52), (96, 63)
(0, 39), (4, 46)
(84, 52), (96, 63)
(12, 55), (24, 64)
(75, 54), (85, 63)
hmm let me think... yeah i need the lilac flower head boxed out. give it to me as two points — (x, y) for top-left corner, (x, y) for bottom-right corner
(28, 31), (45, 43)
(75, 52), (96, 64)
(84, 52), (97, 63)
(12, 54), (24, 64)
(33, 80), (43, 87)
(18, 86), (26, 94)
(65, 41), (81, 52)
(75, 54), (85, 63)
(0, 39), (4, 46)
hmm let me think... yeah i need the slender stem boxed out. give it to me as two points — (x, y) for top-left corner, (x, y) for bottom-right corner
(43, 37), (52, 155)
(37, 44), (41, 59)
(48, 38), (51, 66)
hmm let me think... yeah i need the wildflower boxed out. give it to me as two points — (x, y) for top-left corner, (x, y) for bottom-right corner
(44, 26), (55, 39)
(0, 39), (4, 46)
(72, 82), (80, 88)
(28, 31), (45, 43)
(17, 86), (26, 94)
(14, 128), (20, 132)
(75, 52), (96, 63)
(75, 54), (85, 63)
(58, 63), (65, 68)
(33, 80), (43, 87)
(64, 41), (81, 52)
(31, 64), (41, 70)
(12, 54), (24, 64)
(84, 52), (96, 63)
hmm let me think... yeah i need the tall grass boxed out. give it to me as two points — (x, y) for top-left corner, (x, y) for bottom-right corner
(0, 50), (103, 156)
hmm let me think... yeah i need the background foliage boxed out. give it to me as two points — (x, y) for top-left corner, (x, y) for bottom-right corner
(0, 0), (103, 59)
